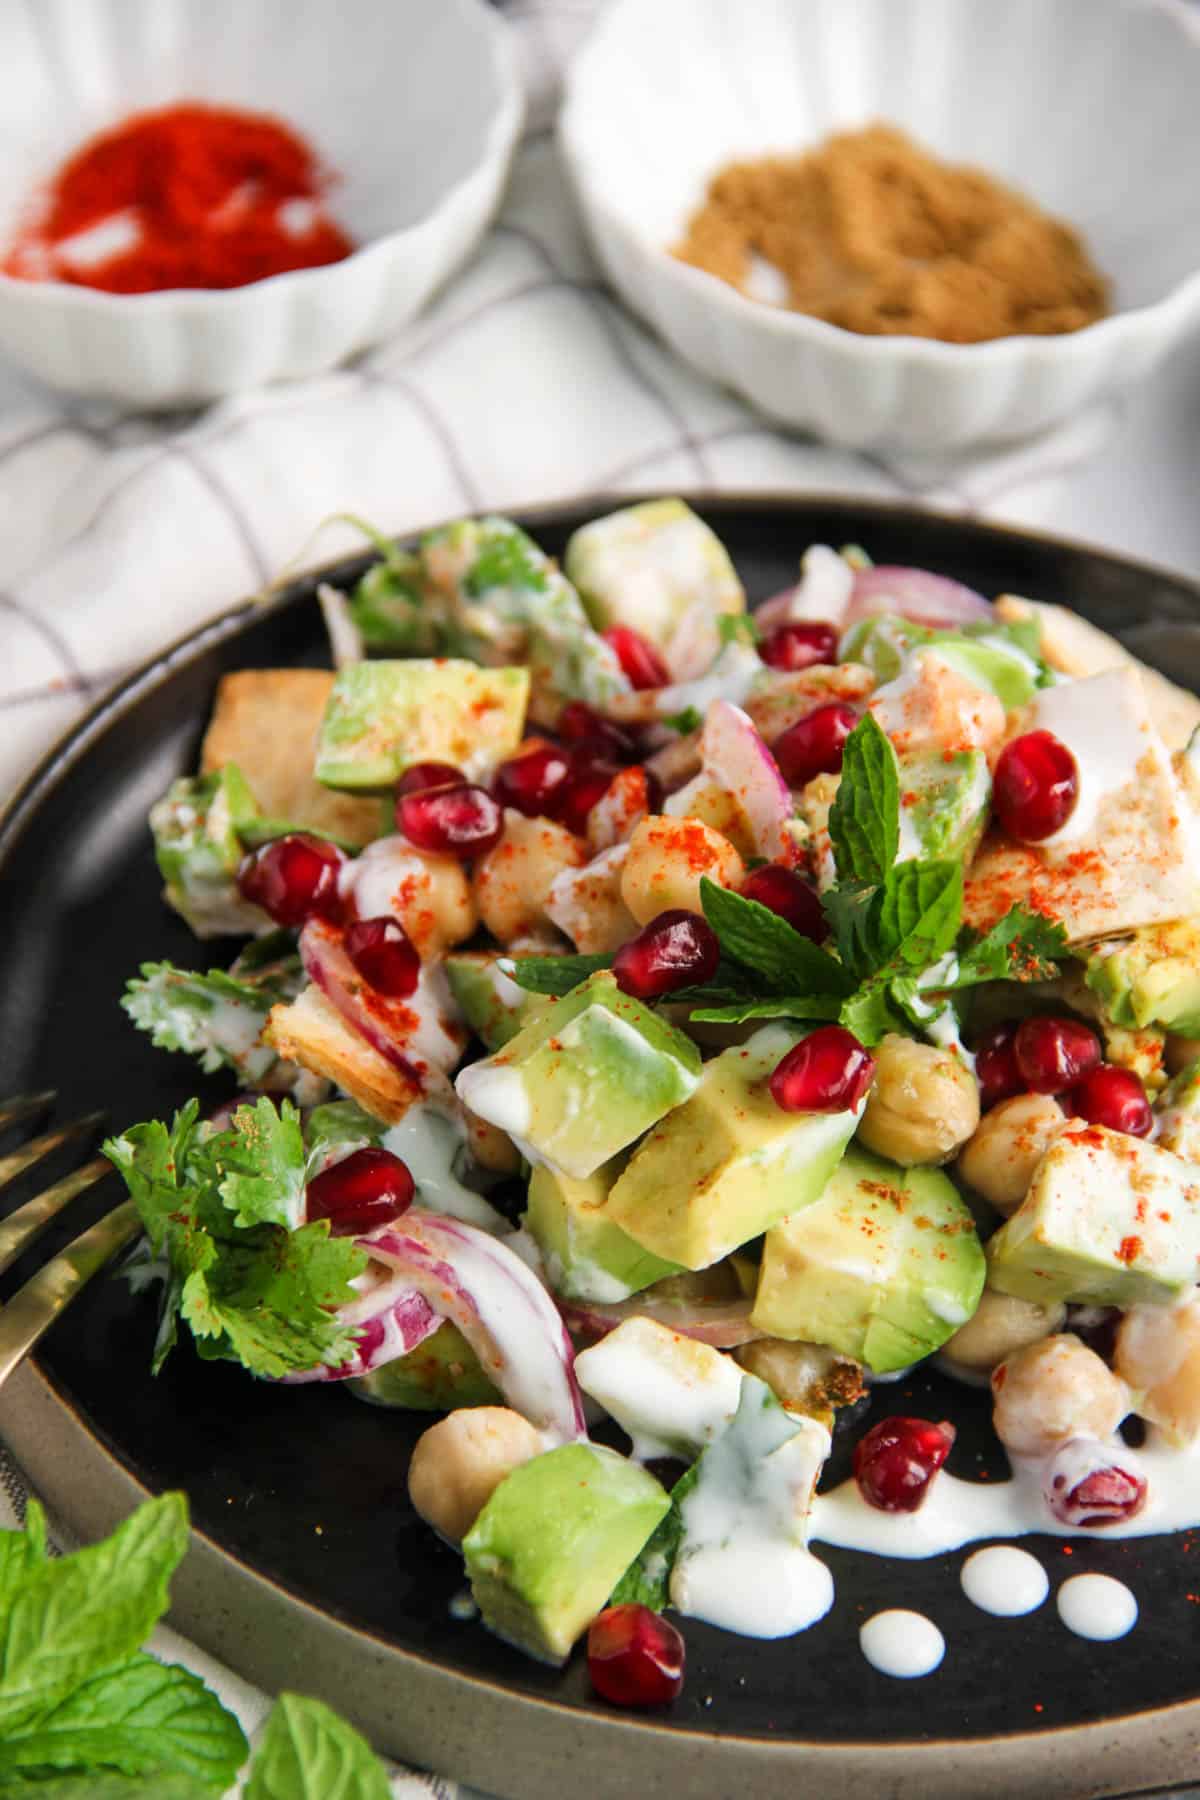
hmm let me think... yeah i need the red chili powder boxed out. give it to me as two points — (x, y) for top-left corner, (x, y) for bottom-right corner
(4, 102), (354, 293)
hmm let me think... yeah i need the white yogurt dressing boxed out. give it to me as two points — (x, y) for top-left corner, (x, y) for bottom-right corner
(1030, 673), (1159, 850)
(1056, 1573), (1138, 1640)
(381, 1102), (505, 1232)
(860, 1609), (945, 1678)
(960, 1545), (1048, 1617)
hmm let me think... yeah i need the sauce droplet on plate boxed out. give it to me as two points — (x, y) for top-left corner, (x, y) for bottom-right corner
(859, 1608), (945, 1677)
(1056, 1573), (1138, 1641)
(960, 1545), (1048, 1616)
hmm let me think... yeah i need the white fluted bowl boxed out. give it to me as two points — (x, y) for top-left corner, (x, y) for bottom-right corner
(560, 0), (1200, 451)
(0, 0), (523, 407)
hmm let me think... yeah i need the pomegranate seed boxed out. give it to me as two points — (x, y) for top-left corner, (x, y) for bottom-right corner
(559, 753), (622, 836)
(587, 1604), (684, 1708)
(769, 1025), (875, 1113)
(1042, 1437), (1148, 1528)
(772, 702), (858, 788)
(1013, 1015), (1101, 1093)
(493, 744), (572, 819)
(603, 626), (670, 690)
(1066, 1064), (1153, 1137)
(394, 760), (465, 801)
(974, 1022), (1025, 1110)
(236, 832), (345, 928)
(759, 621), (839, 672)
(739, 864), (825, 942)
(993, 729), (1079, 842)
(397, 784), (502, 858)
(853, 1416), (956, 1513)
(306, 1146), (414, 1236)
(612, 910), (720, 999)
(556, 700), (635, 761)
(345, 916), (420, 998)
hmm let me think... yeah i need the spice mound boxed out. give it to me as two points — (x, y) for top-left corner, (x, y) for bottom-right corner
(4, 103), (354, 295)
(674, 124), (1109, 344)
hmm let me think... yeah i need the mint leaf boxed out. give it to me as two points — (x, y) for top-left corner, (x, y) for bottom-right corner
(208, 1097), (306, 1231)
(0, 1772), (212, 1798)
(716, 613), (759, 647)
(838, 980), (907, 1046)
(610, 1464), (698, 1612)
(0, 1496), (188, 1738)
(950, 906), (1067, 989)
(661, 706), (702, 736)
(699, 878), (853, 997)
(690, 995), (843, 1025)
(244, 1694), (391, 1800)
(820, 880), (879, 982)
(873, 860), (963, 969)
(0, 1501), (48, 1607)
(827, 714), (899, 885)
(0, 1653), (246, 1792)
(502, 953), (612, 996)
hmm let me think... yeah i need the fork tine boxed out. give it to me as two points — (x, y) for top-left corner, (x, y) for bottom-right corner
(0, 1199), (140, 1392)
(0, 1091), (56, 1135)
(0, 1112), (106, 1193)
(0, 1156), (112, 1280)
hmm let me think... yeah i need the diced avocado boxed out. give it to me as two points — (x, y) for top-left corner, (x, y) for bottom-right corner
(444, 952), (552, 1050)
(564, 498), (744, 654)
(842, 617), (1045, 706)
(987, 1124), (1200, 1307)
(1156, 1060), (1200, 1161)
(314, 659), (529, 790)
(898, 749), (990, 864)
(604, 1025), (860, 1270)
(348, 1322), (499, 1411)
(455, 973), (701, 1181)
(348, 551), (445, 655)
(149, 764), (265, 937)
(462, 1443), (669, 1664)
(752, 1146), (985, 1372)
(1087, 920), (1200, 1038)
(525, 1160), (681, 1302)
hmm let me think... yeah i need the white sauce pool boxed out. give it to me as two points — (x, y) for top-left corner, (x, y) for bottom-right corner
(1056, 1574), (1138, 1641)
(860, 1609), (945, 1678)
(960, 1546), (1048, 1617)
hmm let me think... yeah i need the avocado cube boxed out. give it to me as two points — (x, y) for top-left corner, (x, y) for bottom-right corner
(525, 1161), (681, 1303)
(844, 617), (1043, 707)
(348, 1321), (499, 1411)
(1156, 1060), (1200, 1161)
(603, 1025), (860, 1270)
(463, 1443), (670, 1664)
(986, 1124), (1200, 1308)
(454, 973), (701, 1181)
(444, 951), (552, 1050)
(314, 659), (529, 790)
(149, 764), (265, 938)
(897, 749), (990, 865)
(1087, 919), (1200, 1038)
(564, 498), (744, 654)
(752, 1146), (985, 1373)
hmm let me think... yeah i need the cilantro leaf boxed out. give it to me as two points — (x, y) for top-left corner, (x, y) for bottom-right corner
(122, 953), (303, 1086)
(502, 953), (612, 996)
(244, 1693), (391, 1800)
(699, 879), (853, 997)
(873, 860), (964, 969)
(179, 1221), (365, 1380)
(206, 1097), (306, 1231)
(827, 714), (899, 885)
(0, 1653), (247, 1791)
(948, 906), (1068, 989)
(0, 1496), (188, 1738)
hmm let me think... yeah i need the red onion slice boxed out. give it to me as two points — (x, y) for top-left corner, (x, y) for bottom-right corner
(559, 1294), (765, 1350)
(699, 699), (793, 863)
(846, 567), (992, 631)
(300, 918), (466, 1086)
(282, 1269), (441, 1385)
(361, 1212), (587, 1441)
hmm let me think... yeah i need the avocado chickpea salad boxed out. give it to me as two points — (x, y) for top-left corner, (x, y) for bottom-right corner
(106, 499), (1200, 1703)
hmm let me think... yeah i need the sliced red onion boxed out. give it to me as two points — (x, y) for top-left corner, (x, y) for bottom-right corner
(559, 1293), (765, 1350)
(300, 918), (466, 1085)
(845, 566), (992, 631)
(282, 1268), (441, 1385)
(699, 699), (793, 863)
(360, 1211), (587, 1441)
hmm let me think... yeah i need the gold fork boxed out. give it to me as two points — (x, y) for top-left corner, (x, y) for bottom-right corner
(0, 1092), (140, 1388)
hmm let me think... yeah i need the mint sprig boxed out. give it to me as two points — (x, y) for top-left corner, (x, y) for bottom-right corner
(827, 714), (899, 886)
(698, 879), (853, 998)
(503, 952), (613, 995)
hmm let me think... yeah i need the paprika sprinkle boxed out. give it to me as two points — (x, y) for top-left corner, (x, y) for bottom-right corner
(4, 102), (355, 294)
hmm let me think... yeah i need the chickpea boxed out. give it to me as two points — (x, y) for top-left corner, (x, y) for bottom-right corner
(545, 846), (638, 953)
(1115, 1294), (1200, 1445)
(941, 1288), (1066, 1376)
(991, 1333), (1129, 1457)
(462, 1106), (522, 1176)
(856, 1034), (979, 1167)
(956, 1092), (1066, 1216)
(350, 840), (476, 959)
(473, 811), (586, 945)
(407, 1406), (544, 1544)
(734, 1338), (866, 1425)
(620, 815), (744, 926)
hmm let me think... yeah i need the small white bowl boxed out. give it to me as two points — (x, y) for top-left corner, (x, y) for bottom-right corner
(0, 0), (523, 408)
(561, 0), (1200, 451)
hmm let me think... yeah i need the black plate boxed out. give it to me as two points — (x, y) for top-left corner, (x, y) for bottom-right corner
(4, 496), (1200, 1800)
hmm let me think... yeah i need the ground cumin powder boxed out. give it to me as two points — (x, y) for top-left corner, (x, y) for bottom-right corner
(674, 124), (1109, 343)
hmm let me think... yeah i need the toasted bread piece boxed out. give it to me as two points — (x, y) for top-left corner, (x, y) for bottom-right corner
(200, 669), (384, 846)
(264, 984), (421, 1124)
(996, 595), (1200, 751)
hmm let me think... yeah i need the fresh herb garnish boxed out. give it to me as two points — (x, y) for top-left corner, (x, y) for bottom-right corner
(716, 613), (760, 648)
(826, 712), (899, 887)
(697, 881), (853, 998)
(661, 706), (703, 736)
(503, 952), (613, 996)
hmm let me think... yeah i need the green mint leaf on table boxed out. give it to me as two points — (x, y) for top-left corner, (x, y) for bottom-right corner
(0, 1495), (188, 1739)
(0, 1499), (48, 1608)
(208, 1096), (306, 1231)
(244, 1693), (391, 1800)
(502, 952), (613, 996)
(699, 878), (854, 998)
(0, 1653), (247, 1792)
(0, 1772), (214, 1797)
(662, 706), (703, 736)
(949, 906), (1068, 988)
(827, 714), (899, 886)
